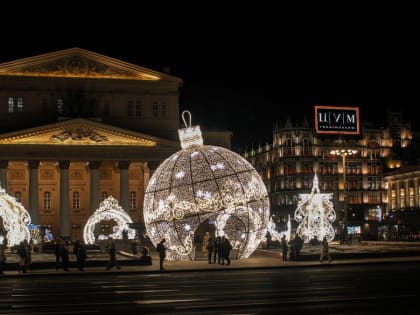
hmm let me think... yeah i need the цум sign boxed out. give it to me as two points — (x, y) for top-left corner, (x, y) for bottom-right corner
(314, 105), (360, 135)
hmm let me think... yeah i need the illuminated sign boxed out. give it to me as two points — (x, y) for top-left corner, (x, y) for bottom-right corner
(368, 206), (382, 222)
(314, 105), (360, 135)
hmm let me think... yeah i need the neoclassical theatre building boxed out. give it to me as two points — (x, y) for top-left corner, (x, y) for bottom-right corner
(0, 48), (185, 240)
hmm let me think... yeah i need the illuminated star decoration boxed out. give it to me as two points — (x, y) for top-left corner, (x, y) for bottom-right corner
(83, 196), (136, 244)
(0, 186), (31, 247)
(143, 111), (270, 260)
(294, 174), (336, 243)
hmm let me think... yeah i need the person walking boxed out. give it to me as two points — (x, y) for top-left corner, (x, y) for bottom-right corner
(77, 242), (87, 271)
(106, 237), (121, 270)
(54, 238), (62, 270)
(17, 240), (27, 274)
(206, 237), (214, 264)
(0, 241), (7, 275)
(222, 237), (232, 265)
(320, 236), (332, 263)
(281, 235), (288, 262)
(156, 238), (167, 271)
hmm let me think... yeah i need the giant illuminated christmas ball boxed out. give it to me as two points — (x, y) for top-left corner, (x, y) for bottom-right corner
(143, 111), (270, 260)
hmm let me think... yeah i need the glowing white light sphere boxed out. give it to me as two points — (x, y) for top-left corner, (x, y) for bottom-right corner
(83, 196), (136, 244)
(294, 174), (336, 243)
(0, 186), (31, 247)
(143, 111), (270, 260)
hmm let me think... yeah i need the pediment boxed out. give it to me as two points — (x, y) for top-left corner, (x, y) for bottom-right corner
(0, 48), (181, 83)
(0, 119), (172, 147)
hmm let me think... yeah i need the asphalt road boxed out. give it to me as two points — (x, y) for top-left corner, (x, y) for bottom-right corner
(1, 262), (419, 314)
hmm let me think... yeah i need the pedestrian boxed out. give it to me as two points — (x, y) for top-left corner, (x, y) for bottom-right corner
(214, 236), (221, 264)
(156, 238), (167, 271)
(61, 241), (70, 271)
(106, 237), (121, 270)
(54, 238), (62, 270)
(294, 234), (303, 260)
(17, 240), (27, 274)
(0, 241), (7, 275)
(222, 237), (232, 265)
(206, 237), (214, 264)
(281, 235), (288, 262)
(24, 239), (32, 271)
(320, 236), (332, 263)
(77, 242), (87, 271)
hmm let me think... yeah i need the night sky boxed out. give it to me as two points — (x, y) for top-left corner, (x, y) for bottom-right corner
(1, 46), (418, 152)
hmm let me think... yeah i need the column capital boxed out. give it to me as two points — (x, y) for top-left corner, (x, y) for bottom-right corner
(89, 161), (101, 170)
(118, 161), (131, 170)
(59, 160), (70, 170)
(0, 160), (9, 169)
(28, 160), (40, 169)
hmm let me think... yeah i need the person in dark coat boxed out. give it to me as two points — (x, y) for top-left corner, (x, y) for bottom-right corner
(77, 242), (87, 271)
(156, 238), (167, 271)
(17, 240), (27, 274)
(213, 236), (221, 264)
(61, 241), (70, 271)
(106, 237), (120, 270)
(54, 238), (62, 270)
(206, 237), (214, 264)
(281, 235), (288, 262)
(217, 236), (224, 264)
(222, 237), (232, 265)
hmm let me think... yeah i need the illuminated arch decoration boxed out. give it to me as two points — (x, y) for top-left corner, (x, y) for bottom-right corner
(143, 111), (270, 260)
(83, 196), (136, 244)
(267, 214), (292, 242)
(0, 186), (31, 247)
(294, 174), (336, 243)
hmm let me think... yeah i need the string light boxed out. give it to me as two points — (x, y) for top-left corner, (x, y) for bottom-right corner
(0, 186), (31, 247)
(143, 111), (270, 260)
(294, 174), (336, 243)
(83, 196), (136, 244)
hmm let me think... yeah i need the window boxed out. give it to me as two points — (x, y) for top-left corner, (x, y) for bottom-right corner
(302, 138), (312, 156)
(127, 101), (133, 116)
(42, 98), (48, 113)
(43, 191), (51, 209)
(135, 101), (142, 117)
(72, 191), (80, 209)
(57, 99), (63, 114)
(160, 102), (166, 117)
(17, 97), (23, 112)
(15, 191), (21, 202)
(8, 97), (14, 113)
(103, 100), (110, 116)
(101, 191), (108, 201)
(152, 102), (158, 117)
(129, 191), (136, 210)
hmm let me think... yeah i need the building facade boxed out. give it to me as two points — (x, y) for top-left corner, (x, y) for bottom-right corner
(244, 112), (414, 239)
(0, 48), (184, 240)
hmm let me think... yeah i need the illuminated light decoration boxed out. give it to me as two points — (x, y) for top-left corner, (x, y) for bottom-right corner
(83, 196), (136, 244)
(144, 111), (270, 260)
(294, 174), (336, 243)
(267, 214), (291, 242)
(0, 186), (31, 247)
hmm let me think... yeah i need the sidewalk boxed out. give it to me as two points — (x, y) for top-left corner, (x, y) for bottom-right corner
(2, 242), (420, 277)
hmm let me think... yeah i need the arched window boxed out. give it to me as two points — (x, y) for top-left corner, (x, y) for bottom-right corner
(129, 191), (136, 210)
(43, 191), (51, 209)
(73, 191), (80, 209)
(15, 191), (21, 202)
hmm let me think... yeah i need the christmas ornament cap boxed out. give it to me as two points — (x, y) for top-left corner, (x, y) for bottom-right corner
(178, 110), (203, 149)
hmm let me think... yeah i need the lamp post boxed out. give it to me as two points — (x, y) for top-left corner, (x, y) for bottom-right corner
(330, 149), (358, 226)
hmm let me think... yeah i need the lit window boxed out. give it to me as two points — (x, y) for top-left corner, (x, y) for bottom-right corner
(8, 97), (14, 113)
(15, 191), (21, 202)
(57, 99), (63, 114)
(17, 97), (23, 112)
(44, 191), (51, 209)
(73, 191), (80, 209)
(129, 191), (136, 210)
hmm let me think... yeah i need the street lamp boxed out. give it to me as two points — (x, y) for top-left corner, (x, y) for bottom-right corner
(330, 149), (358, 226)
